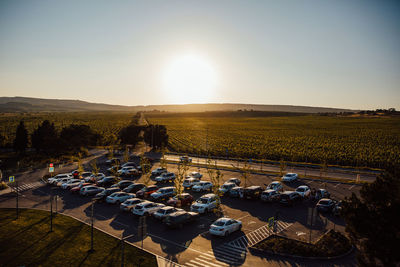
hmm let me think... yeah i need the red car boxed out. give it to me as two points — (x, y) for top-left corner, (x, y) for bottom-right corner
(167, 193), (194, 207)
(70, 183), (91, 193)
(136, 185), (159, 199)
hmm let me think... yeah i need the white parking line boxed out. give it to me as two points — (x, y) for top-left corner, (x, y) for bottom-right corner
(349, 185), (356, 190)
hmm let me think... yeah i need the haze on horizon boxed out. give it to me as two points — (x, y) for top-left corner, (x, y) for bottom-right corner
(0, 0), (399, 110)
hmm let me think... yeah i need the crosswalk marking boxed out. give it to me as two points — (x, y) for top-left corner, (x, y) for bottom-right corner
(11, 181), (45, 193)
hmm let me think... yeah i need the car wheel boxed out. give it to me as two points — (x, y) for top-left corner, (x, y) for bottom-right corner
(224, 231), (229, 237)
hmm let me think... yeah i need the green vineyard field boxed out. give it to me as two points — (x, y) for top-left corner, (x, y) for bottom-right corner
(146, 112), (400, 169)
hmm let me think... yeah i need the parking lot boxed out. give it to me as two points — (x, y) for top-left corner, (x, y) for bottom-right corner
(0, 153), (361, 267)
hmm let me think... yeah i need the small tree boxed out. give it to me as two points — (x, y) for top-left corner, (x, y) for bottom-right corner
(140, 156), (152, 186)
(207, 158), (223, 214)
(123, 148), (130, 163)
(240, 161), (252, 188)
(107, 146), (114, 159)
(174, 161), (189, 197)
(77, 153), (84, 174)
(279, 158), (286, 177)
(13, 120), (28, 154)
(90, 160), (99, 176)
(160, 149), (167, 169)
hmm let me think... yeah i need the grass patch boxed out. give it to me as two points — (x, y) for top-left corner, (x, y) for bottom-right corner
(0, 208), (156, 267)
(254, 230), (352, 258)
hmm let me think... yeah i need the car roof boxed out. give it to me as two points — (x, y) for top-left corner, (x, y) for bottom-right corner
(223, 182), (235, 186)
(297, 185), (308, 189)
(202, 193), (216, 198)
(263, 189), (276, 193)
(282, 191), (295, 194)
(215, 217), (231, 223)
(169, 211), (187, 217)
(246, 186), (261, 189)
(271, 181), (280, 184)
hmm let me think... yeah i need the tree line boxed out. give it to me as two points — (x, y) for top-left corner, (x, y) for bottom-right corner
(12, 117), (168, 155)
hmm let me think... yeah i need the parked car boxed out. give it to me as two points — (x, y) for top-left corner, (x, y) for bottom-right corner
(118, 166), (139, 177)
(151, 167), (167, 177)
(106, 165), (121, 174)
(314, 189), (331, 200)
(56, 177), (72, 187)
(226, 178), (241, 186)
(136, 185), (159, 199)
(333, 201), (342, 216)
(282, 173), (298, 182)
(163, 211), (199, 228)
(182, 177), (201, 189)
(47, 173), (72, 185)
(106, 158), (120, 165)
(155, 172), (176, 183)
(188, 171), (202, 179)
(192, 181), (213, 192)
(150, 187), (176, 201)
(97, 176), (117, 187)
(296, 185), (311, 198)
(123, 183), (146, 193)
(279, 191), (302, 206)
(120, 198), (144, 212)
(153, 206), (181, 220)
(85, 173), (106, 183)
(116, 180), (134, 189)
(209, 218), (242, 237)
(219, 182), (236, 196)
(95, 187), (121, 202)
(167, 193), (194, 207)
(106, 192), (135, 204)
(266, 181), (283, 192)
(80, 172), (93, 179)
(179, 156), (192, 163)
(121, 162), (137, 168)
(243, 186), (263, 200)
(70, 182), (91, 193)
(71, 170), (80, 179)
(229, 186), (244, 198)
(316, 198), (336, 212)
(261, 189), (281, 202)
(61, 179), (81, 190)
(80, 185), (104, 196)
(132, 201), (165, 216)
(190, 194), (218, 214)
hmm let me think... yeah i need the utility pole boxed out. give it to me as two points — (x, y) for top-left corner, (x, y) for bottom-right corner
(89, 200), (95, 252)
(50, 194), (53, 232)
(16, 181), (19, 219)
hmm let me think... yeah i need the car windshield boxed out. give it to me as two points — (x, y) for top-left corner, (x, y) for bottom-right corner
(197, 198), (208, 204)
(213, 221), (226, 226)
(297, 188), (304, 192)
(319, 200), (330, 205)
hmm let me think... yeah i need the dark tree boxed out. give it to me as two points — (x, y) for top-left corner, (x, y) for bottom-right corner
(119, 125), (142, 146)
(143, 124), (168, 150)
(13, 120), (28, 154)
(342, 167), (400, 267)
(31, 120), (58, 153)
(60, 124), (101, 151)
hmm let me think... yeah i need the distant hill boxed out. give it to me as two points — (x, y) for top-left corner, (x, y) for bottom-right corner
(0, 96), (356, 113)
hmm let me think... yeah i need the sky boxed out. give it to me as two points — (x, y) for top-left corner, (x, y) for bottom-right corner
(0, 0), (399, 109)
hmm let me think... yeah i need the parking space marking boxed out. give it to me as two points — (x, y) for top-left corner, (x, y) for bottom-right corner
(349, 185), (356, 190)
(235, 214), (250, 221)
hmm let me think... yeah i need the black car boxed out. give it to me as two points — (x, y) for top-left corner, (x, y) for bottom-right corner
(243, 186), (263, 200)
(97, 176), (117, 187)
(94, 187), (120, 202)
(117, 180), (134, 189)
(163, 211), (199, 228)
(123, 183), (146, 193)
(106, 158), (121, 165)
(279, 191), (302, 206)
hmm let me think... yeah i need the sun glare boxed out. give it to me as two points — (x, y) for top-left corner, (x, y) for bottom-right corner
(162, 53), (218, 104)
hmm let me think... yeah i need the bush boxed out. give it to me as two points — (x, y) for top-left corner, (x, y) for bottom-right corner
(254, 230), (351, 258)
(0, 181), (8, 190)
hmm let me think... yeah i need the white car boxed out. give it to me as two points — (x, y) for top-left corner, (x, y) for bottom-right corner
(226, 178), (241, 186)
(219, 182), (236, 195)
(85, 173), (105, 182)
(182, 178), (201, 189)
(188, 172), (202, 179)
(56, 177), (73, 187)
(117, 166), (137, 176)
(150, 187), (176, 200)
(192, 181), (213, 192)
(155, 172), (176, 183)
(261, 189), (281, 202)
(80, 185), (104, 196)
(120, 198), (144, 212)
(106, 192), (135, 204)
(266, 181), (283, 192)
(209, 218), (242, 236)
(296, 185), (311, 198)
(190, 194), (218, 214)
(121, 162), (137, 168)
(151, 167), (167, 177)
(132, 201), (165, 216)
(282, 173), (298, 182)
(61, 179), (81, 189)
(47, 173), (72, 185)
(153, 206), (182, 220)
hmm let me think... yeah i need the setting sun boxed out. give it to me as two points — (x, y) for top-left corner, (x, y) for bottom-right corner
(162, 53), (218, 104)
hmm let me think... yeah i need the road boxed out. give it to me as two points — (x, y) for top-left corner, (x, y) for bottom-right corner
(165, 154), (378, 183)
(0, 150), (358, 267)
